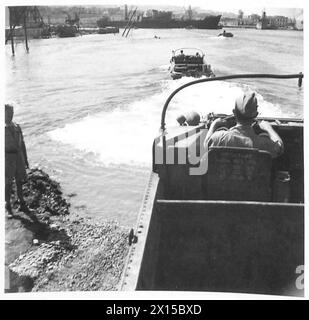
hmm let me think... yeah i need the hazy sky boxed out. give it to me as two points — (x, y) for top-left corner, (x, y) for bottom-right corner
(4, 0), (305, 17)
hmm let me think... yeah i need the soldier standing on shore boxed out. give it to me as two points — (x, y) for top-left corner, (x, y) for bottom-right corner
(5, 103), (29, 218)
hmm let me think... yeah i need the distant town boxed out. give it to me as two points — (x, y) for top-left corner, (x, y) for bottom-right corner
(221, 9), (303, 30)
(34, 5), (303, 30)
(5, 5), (303, 48)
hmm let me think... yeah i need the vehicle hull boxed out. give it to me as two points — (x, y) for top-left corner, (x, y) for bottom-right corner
(121, 118), (304, 296)
(121, 175), (304, 296)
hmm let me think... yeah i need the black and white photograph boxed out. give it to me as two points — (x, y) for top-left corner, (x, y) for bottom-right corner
(2, 0), (305, 299)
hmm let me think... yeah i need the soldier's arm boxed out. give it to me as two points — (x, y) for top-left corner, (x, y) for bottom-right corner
(258, 121), (284, 155)
(18, 125), (29, 168)
(204, 118), (228, 147)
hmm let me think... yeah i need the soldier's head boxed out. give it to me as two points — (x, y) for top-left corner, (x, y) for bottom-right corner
(233, 91), (258, 125)
(5, 104), (14, 124)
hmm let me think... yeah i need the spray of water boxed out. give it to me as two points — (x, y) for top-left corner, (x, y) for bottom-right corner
(49, 77), (283, 167)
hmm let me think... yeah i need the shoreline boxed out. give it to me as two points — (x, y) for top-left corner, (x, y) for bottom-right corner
(5, 25), (303, 45)
(5, 168), (130, 292)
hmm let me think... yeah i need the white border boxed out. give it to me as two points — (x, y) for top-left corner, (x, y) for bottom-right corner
(1, 0), (307, 301)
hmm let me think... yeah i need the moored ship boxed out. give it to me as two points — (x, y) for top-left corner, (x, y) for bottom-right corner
(98, 12), (221, 30)
(56, 24), (79, 38)
(56, 13), (80, 38)
(136, 15), (222, 29)
(98, 26), (119, 34)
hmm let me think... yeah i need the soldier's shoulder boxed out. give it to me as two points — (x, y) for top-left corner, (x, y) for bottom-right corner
(13, 122), (21, 128)
(12, 122), (23, 132)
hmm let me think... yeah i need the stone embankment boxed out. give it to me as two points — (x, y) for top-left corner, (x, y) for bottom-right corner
(6, 168), (130, 292)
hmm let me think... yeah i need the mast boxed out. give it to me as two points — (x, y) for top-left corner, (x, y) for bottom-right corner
(24, 11), (29, 53)
(122, 7), (137, 37)
(9, 7), (15, 56)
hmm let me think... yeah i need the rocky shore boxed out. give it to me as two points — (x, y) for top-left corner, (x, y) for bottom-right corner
(5, 168), (130, 292)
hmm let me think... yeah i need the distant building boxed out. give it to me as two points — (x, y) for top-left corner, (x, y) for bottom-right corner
(257, 10), (291, 29)
(184, 5), (194, 20)
(247, 14), (260, 24)
(5, 6), (46, 39)
(147, 10), (172, 20)
(124, 5), (128, 20)
(107, 7), (121, 16)
(236, 11), (260, 27)
(5, 6), (9, 26)
(295, 14), (303, 30)
(268, 15), (289, 28)
(106, 7), (124, 21)
(256, 11), (268, 29)
(240, 16), (259, 26)
(220, 17), (238, 27)
(238, 10), (244, 20)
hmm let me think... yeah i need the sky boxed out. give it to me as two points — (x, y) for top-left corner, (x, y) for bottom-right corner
(2, 0), (305, 17)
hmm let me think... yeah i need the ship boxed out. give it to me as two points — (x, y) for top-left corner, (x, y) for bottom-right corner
(56, 14), (79, 38)
(135, 15), (222, 29)
(56, 25), (79, 38)
(98, 10), (221, 30)
(120, 73), (304, 296)
(98, 26), (119, 34)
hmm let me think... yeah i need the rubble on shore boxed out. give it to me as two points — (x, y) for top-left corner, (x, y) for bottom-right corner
(6, 168), (130, 292)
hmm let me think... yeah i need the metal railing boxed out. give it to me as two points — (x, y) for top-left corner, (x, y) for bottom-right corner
(160, 73), (304, 132)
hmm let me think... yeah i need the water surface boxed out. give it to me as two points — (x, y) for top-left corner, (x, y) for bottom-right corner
(5, 27), (303, 226)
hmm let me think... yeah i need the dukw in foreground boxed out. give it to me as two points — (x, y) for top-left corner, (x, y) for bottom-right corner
(120, 73), (304, 296)
(169, 48), (215, 80)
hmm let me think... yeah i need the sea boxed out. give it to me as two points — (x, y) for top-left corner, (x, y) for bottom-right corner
(5, 27), (303, 227)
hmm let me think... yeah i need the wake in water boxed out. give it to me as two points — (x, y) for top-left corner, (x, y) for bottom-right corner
(48, 77), (286, 167)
